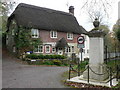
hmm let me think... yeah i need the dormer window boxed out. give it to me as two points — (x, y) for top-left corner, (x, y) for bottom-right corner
(31, 29), (39, 38)
(50, 31), (57, 38)
(67, 33), (73, 40)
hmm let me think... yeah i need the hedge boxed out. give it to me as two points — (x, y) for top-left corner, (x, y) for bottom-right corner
(26, 54), (67, 59)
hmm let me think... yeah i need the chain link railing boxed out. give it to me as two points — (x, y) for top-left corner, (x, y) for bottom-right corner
(68, 63), (120, 87)
(68, 63), (88, 80)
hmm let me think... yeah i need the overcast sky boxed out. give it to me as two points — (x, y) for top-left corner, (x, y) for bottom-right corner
(12, 0), (120, 31)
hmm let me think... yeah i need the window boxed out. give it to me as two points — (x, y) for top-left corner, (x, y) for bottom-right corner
(52, 47), (56, 53)
(83, 49), (85, 53)
(31, 29), (39, 38)
(45, 45), (50, 53)
(68, 47), (71, 52)
(65, 46), (74, 53)
(50, 31), (57, 38)
(71, 46), (74, 53)
(65, 47), (71, 52)
(39, 45), (43, 53)
(67, 33), (73, 40)
(58, 48), (62, 50)
(87, 49), (89, 53)
(65, 47), (71, 53)
(65, 47), (68, 53)
(34, 45), (43, 53)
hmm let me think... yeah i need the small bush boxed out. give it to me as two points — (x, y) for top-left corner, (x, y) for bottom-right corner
(43, 61), (54, 65)
(26, 54), (67, 59)
(26, 54), (38, 59)
(34, 61), (42, 65)
(64, 63), (68, 66)
(52, 60), (62, 66)
(45, 55), (51, 59)
(38, 54), (44, 59)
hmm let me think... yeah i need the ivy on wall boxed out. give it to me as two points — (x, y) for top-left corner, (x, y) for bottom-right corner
(14, 26), (42, 55)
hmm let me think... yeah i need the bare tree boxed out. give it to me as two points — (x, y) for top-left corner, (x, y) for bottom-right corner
(0, 0), (16, 16)
(0, 0), (16, 33)
(81, 0), (113, 23)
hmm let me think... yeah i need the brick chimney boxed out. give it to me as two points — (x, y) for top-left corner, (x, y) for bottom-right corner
(69, 6), (74, 15)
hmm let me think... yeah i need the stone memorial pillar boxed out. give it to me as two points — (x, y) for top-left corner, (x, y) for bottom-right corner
(83, 19), (109, 81)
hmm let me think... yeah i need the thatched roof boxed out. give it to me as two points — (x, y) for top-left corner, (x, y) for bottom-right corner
(7, 3), (87, 34)
(55, 38), (69, 48)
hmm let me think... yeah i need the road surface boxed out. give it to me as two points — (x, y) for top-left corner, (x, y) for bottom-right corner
(2, 49), (69, 88)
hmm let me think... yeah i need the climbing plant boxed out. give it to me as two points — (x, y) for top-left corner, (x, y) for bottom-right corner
(14, 26), (42, 56)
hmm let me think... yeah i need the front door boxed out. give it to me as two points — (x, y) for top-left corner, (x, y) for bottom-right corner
(58, 48), (63, 55)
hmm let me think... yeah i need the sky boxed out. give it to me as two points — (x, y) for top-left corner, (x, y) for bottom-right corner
(11, 0), (120, 31)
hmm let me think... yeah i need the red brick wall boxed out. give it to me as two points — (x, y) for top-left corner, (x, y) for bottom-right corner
(39, 30), (80, 43)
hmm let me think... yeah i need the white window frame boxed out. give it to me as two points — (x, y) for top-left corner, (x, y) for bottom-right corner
(65, 47), (71, 53)
(87, 49), (89, 53)
(45, 45), (50, 53)
(39, 45), (43, 53)
(52, 47), (56, 53)
(67, 33), (73, 40)
(65, 46), (74, 53)
(71, 46), (74, 53)
(34, 45), (43, 53)
(68, 47), (71, 52)
(31, 29), (39, 38)
(50, 31), (57, 38)
(65, 47), (67, 53)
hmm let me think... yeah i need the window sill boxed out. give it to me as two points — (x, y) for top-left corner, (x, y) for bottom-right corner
(45, 52), (50, 53)
(32, 37), (39, 38)
(50, 37), (57, 39)
(67, 38), (73, 40)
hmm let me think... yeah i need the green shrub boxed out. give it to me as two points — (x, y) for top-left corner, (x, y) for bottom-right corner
(26, 54), (67, 59)
(45, 55), (50, 59)
(49, 55), (54, 59)
(38, 54), (44, 59)
(61, 55), (66, 59)
(54, 55), (66, 59)
(52, 60), (62, 66)
(54, 55), (59, 59)
(72, 60), (89, 70)
(33, 60), (42, 65)
(43, 61), (54, 65)
(64, 63), (68, 66)
(26, 54), (38, 59)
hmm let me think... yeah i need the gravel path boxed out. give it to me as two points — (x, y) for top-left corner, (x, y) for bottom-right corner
(2, 49), (69, 88)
